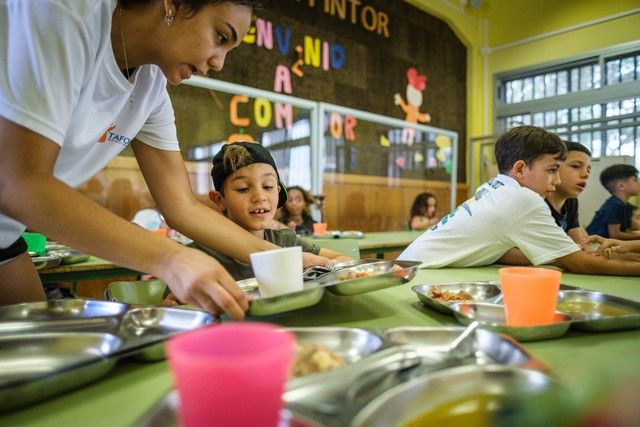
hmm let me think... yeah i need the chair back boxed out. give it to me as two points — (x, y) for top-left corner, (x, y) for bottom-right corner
(105, 279), (167, 305)
(312, 238), (360, 260)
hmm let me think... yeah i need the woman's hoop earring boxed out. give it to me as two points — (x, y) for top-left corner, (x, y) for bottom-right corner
(165, 13), (174, 26)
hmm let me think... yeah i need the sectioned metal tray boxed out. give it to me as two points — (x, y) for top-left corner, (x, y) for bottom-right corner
(450, 302), (572, 342)
(0, 332), (122, 412)
(557, 290), (640, 331)
(0, 300), (215, 411)
(316, 260), (421, 296)
(135, 390), (323, 427)
(383, 326), (546, 371)
(288, 327), (385, 371)
(239, 278), (325, 316)
(350, 365), (562, 427)
(412, 282), (502, 315)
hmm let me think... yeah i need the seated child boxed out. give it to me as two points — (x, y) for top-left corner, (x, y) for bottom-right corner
(586, 164), (640, 240)
(399, 125), (640, 276)
(409, 192), (439, 230)
(193, 141), (351, 280)
(277, 186), (317, 235)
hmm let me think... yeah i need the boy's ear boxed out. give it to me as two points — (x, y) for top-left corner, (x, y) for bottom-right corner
(511, 160), (528, 179)
(208, 190), (226, 211)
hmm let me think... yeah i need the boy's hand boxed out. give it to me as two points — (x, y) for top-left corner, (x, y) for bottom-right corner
(582, 235), (622, 258)
(159, 247), (248, 320)
(302, 252), (333, 267)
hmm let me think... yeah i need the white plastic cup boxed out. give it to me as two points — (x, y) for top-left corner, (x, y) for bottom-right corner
(250, 246), (304, 297)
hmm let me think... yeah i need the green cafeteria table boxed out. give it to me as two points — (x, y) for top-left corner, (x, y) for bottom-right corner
(308, 230), (423, 258)
(2, 266), (639, 426)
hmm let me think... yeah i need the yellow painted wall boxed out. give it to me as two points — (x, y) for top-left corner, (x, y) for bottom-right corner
(406, 0), (640, 187)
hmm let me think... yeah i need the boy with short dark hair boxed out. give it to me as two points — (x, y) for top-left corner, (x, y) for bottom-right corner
(399, 126), (640, 276)
(193, 141), (351, 280)
(586, 164), (640, 240)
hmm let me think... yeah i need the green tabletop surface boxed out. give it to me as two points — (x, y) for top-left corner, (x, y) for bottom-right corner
(2, 266), (639, 426)
(308, 230), (423, 257)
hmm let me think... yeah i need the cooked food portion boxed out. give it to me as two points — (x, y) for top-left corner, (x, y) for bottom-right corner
(339, 270), (372, 280)
(292, 343), (345, 377)
(556, 300), (635, 317)
(338, 264), (404, 281)
(428, 285), (474, 302)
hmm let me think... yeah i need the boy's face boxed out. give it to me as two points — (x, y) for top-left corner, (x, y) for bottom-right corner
(514, 154), (561, 197)
(555, 151), (591, 198)
(218, 163), (280, 233)
(620, 175), (640, 197)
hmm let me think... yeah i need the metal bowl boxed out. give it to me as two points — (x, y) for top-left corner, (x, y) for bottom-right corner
(412, 282), (502, 315)
(450, 302), (572, 342)
(350, 365), (561, 427)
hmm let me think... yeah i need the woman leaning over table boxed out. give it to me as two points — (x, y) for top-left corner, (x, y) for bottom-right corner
(0, 0), (330, 318)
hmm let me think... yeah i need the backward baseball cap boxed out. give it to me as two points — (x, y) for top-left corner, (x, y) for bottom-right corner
(211, 141), (288, 208)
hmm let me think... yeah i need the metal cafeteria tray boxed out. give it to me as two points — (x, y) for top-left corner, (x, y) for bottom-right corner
(382, 326), (546, 371)
(287, 327), (385, 377)
(31, 254), (62, 270)
(412, 282), (502, 315)
(238, 278), (325, 316)
(0, 300), (215, 360)
(135, 390), (323, 427)
(350, 365), (562, 427)
(48, 248), (91, 265)
(316, 260), (421, 296)
(450, 302), (572, 342)
(0, 332), (122, 411)
(557, 289), (640, 331)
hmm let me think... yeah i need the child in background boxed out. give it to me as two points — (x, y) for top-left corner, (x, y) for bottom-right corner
(278, 186), (317, 235)
(399, 125), (640, 276)
(409, 192), (439, 230)
(195, 142), (350, 280)
(586, 165), (640, 240)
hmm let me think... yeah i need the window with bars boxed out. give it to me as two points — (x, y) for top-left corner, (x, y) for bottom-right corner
(495, 46), (640, 168)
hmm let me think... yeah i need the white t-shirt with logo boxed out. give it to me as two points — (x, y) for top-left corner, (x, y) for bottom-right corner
(399, 174), (580, 267)
(0, 0), (179, 247)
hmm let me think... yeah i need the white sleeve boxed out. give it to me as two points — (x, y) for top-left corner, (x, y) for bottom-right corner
(505, 192), (580, 265)
(135, 79), (179, 152)
(0, 1), (90, 145)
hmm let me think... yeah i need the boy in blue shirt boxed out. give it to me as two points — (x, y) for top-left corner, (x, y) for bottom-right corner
(586, 165), (640, 240)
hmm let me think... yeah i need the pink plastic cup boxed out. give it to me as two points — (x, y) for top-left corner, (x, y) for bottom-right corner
(499, 267), (562, 326)
(167, 323), (295, 427)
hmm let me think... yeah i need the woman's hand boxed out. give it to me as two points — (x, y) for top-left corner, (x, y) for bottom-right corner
(160, 246), (248, 320)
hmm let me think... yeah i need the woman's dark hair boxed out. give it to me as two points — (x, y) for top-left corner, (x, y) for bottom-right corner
(494, 125), (566, 173)
(120, 0), (260, 14)
(410, 192), (437, 218)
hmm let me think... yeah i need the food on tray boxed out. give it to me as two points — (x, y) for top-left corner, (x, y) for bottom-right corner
(427, 285), (474, 302)
(292, 343), (345, 376)
(400, 394), (503, 427)
(556, 300), (635, 317)
(337, 264), (404, 281)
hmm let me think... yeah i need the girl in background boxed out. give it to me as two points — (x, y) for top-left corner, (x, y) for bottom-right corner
(410, 192), (439, 230)
(278, 186), (316, 235)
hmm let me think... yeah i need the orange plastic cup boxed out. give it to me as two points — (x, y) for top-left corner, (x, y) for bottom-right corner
(313, 222), (328, 236)
(499, 267), (561, 326)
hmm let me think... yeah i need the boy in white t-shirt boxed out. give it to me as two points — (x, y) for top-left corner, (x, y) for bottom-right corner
(399, 126), (640, 276)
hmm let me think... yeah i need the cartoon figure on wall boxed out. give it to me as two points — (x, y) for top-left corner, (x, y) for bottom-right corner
(394, 67), (431, 146)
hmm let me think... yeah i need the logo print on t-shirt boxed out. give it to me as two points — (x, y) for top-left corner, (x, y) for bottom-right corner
(98, 123), (116, 143)
(97, 123), (132, 146)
